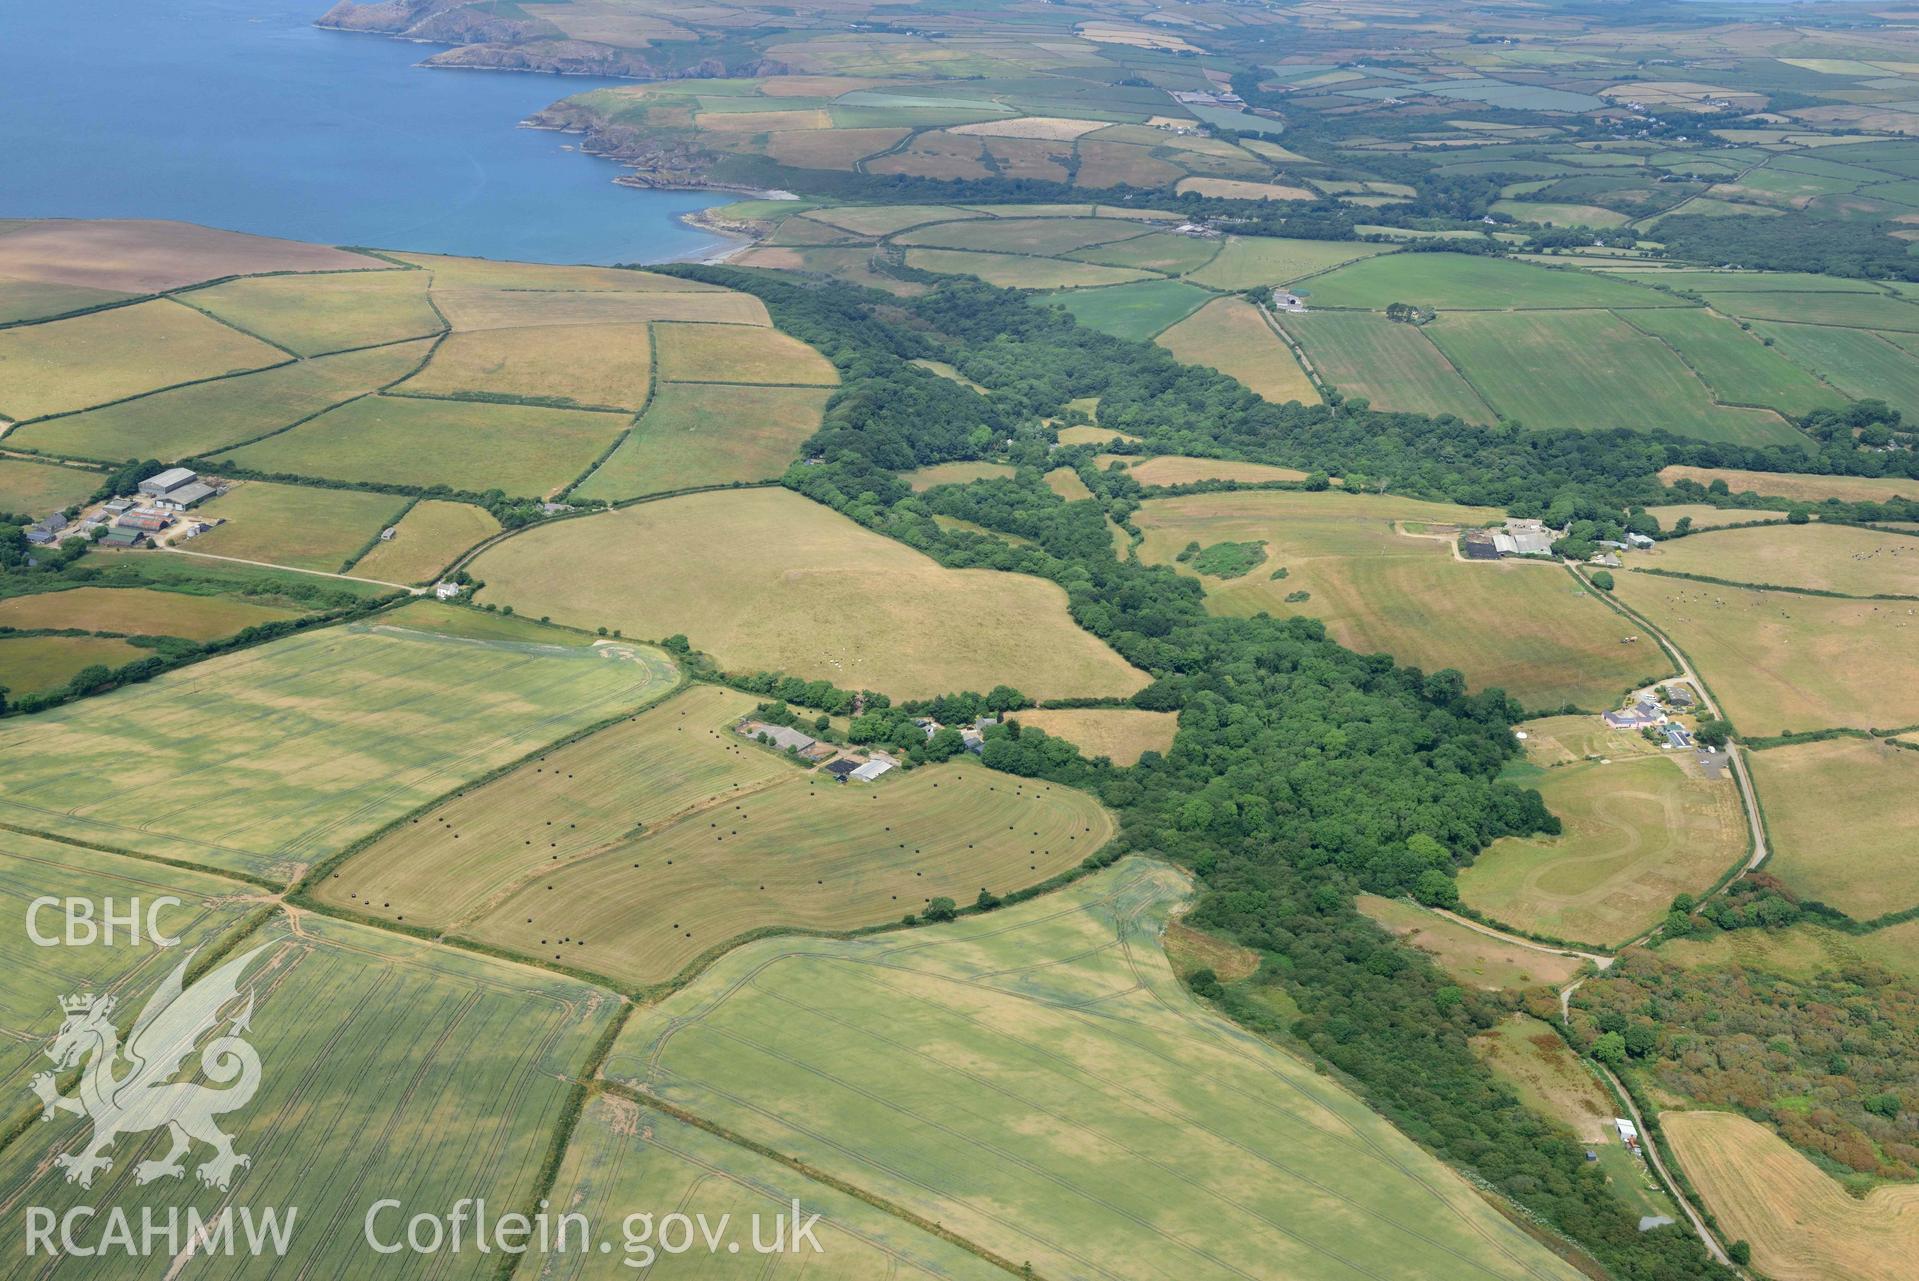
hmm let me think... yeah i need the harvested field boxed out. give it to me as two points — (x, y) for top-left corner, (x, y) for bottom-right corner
(0, 299), (283, 421)
(1008, 707), (1178, 764)
(1664, 1110), (1919, 1281)
(0, 586), (302, 640)
(895, 217), (1150, 256)
(1358, 896), (1585, 991)
(470, 488), (1150, 700)
(184, 270), (441, 357)
(1609, 573), (1919, 732)
(428, 287), (767, 331)
(1749, 736), (1919, 920)
(1182, 236), (1388, 289)
(0, 219), (379, 292)
(1640, 523), (1919, 596)
(214, 393), (627, 497)
(0, 634), (145, 694)
(652, 321), (837, 385)
(399, 323), (652, 410)
(189, 481), (407, 572)
(904, 248), (1153, 289)
(1457, 753), (1744, 947)
(765, 126), (908, 169)
(902, 460), (1016, 490)
(1175, 177), (1316, 200)
(1155, 297), (1320, 404)
(574, 383), (831, 501)
(0, 613), (677, 879)
(1049, 279), (1214, 341)
(0, 457), (99, 515)
(601, 858), (1586, 1281)
(1103, 455), (1308, 486)
(866, 131), (992, 180)
(1280, 312), (1493, 422)
(391, 253), (720, 292)
(348, 499), (501, 584)
(9, 339), (433, 462)
(1056, 425), (1137, 446)
(1645, 504), (1782, 531)
(949, 116), (1110, 139)
(1658, 465), (1918, 505)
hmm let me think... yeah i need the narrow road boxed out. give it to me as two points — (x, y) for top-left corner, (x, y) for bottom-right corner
(1595, 1061), (1733, 1268)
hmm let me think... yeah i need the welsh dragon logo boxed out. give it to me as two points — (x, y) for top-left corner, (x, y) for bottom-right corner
(31, 946), (267, 1192)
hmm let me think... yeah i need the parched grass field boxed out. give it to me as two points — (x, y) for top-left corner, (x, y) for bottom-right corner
(1050, 279), (1215, 341)
(1426, 310), (1803, 445)
(470, 489), (1150, 700)
(8, 339), (433, 462)
(0, 276), (131, 325)
(1044, 465), (1094, 500)
(1301, 253), (1683, 311)
(803, 204), (977, 236)
(348, 499), (501, 584)
(1357, 896), (1585, 991)
(0, 457), (99, 515)
(1618, 307), (1844, 419)
(1645, 504), (1782, 531)
(1181, 236), (1388, 290)
(1456, 753), (1744, 946)
(1609, 573), (1919, 732)
(0, 586), (304, 639)
(1748, 737), (1919, 920)
(902, 460), (1016, 491)
(427, 286), (767, 331)
(602, 859), (1586, 1281)
(184, 270), (442, 357)
(1101, 455), (1308, 486)
(1009, 707), (1178, 764)
(1641, 523), (1919, 596)
(0, 634), (146, 694)
(1175, 177), (1317, 200)
(1279, 312), (1493, 423)
(214, 393), (628, 498)
(399, 322), (652, 410)
(392, 253), (722, 293)
(1154, 297), (1320, 404)
(652, 321), (838, 385)
(0, 218), (379, 292)
(0, 908), (619, 1281)
(0, 613), (678, 880)
(894, 216), (1151, 256)
(1663, 1110), (1919, 1281)
(1658, 465), (1918, 504)
(0, 299), (284, 421)
(189, 481), (407, 572)
(575, 384), (833, 502)
(1134, 491), (1657, 710)
(903, 248), (1154, 290)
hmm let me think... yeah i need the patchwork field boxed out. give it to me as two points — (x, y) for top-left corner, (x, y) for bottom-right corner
(399, 322), (653, 410)
(652, 321), (837, 385)
(1609, 573), (1919, 732)
(601, 859), (1586, 1281)
(189, 480), (407, 573)
(1133, 491), (1657, 710)
(0, 277), (130, 325)
(1658, 465), (1919, 504)
(1456, 753), (1744, 946)
(1619, 307), (1844, 419)
(0, 612), (677, 880)
(1008, 707), (1178, 765)
(1301, 254), (1680, 311)
(1279, 312), (1493, 422)
(1664, 1110), (1918, 1281)
(0, 586), (304, 640)
(1748, 737), (1919, 920)
(471, 489), (1150, 699)
(1357, 895), (1585, 991)
(1748, 322), (1919, 421)
(0, 298), (284, 421)
(573, 383), (833, 502)
(5, 339), (434, 462)
(183, 269), (442, 356)
(0, 634), (146, 694)
(1640, 523), (1919, 596)
(1154, 297), (1320, 404)
(0, 456), (99, 515)
(347, 498), (501, 583)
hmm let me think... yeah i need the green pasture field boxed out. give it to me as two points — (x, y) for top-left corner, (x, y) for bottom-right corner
(6, 340), (433, 462)
(1619, 307), (1844, 418)
(399, 322), (653, 410)
(1609, 270), (1885, 294)
(574, 383), (832, 502)
(602, 858), (1586, 1281)
(1490, 200), (1632, 227)
(1008, 707), (1177, 765)
(0, 299), (285, 421)
(1180, 236), (1388, 289)
(1658, 464), (1918, 504)
(183, 269), (442, 357)
(1049, 279), (1214, 340)
(214, 393), (628, 498)
(903, 248), (1154, 289)
(902, 460), (1016, 490)
(1427, 310), (1805, 445)
(348, 499), (500, 584)
(1358, 896), (1585, 991)
(190, 481), (407, 572)
(1610, 572), (1919, 733)
(0, 457), (99, 514)
(652, 321), (837, 385)
(1457, 752), (1744, 947)
(0, 634), (145, 694)
(1748, 322), (1919, 421)
(0, 276), (132, 325)
(0, 612), (677, 880)
(545, 1098), (1007, 1280)
(0, 585), (304, 639)
(1704, 289), (1919, 331)
(0, 908), (616, 1281)
(1065, 230), (1225, 275)
(470, 488), (1149, 700)
(0, 832), (258, 1099)
(1279, 312), (1494, 423)
(1154, 297), (1320, 404)
(1640, 522), (1919, 596)
(1749, 736), (1919, 920)
(1133, 490), (1662, 711)
(892, 216), (1152, 255)
(1044, 465), (1094, 500)
(1301, 254), (1682, 311)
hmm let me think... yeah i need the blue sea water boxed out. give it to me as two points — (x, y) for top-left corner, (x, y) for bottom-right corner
(0, 0), (730, 264)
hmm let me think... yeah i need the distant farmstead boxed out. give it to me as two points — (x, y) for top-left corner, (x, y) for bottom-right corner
(138, 467), (217, 510)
